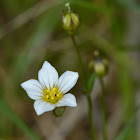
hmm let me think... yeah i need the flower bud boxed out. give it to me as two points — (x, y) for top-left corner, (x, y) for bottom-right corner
(94, 61), (106, 77)
(62, 3), (80, 34)
(90, 50), (110, 77)
(94, 58), (109, 77)
(53, 107), (66, 117)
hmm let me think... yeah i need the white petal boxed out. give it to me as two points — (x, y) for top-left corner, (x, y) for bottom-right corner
(34, 100), (55, 115)
(58, 71), (79, 94)
(56, 93), (77, 107)
(38, 61), (58, 89)
(21, 79), (43, 100)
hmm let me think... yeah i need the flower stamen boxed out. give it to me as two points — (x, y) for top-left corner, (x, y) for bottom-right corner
(42, 87), (63, 104)
(46, 95), (49, 99)
(51, 96), (54, 100)
(52, 87), (55, 91)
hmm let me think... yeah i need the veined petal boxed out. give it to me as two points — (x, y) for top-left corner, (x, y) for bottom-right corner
(56, 93), (77, 107)
(58, 71), (79, 94)
(21, 79), (43, 100)
(34, 100), (55, 115)
(38, 61), (58, 89)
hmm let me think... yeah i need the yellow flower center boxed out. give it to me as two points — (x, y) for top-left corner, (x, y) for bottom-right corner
(42, 87), (63, 104)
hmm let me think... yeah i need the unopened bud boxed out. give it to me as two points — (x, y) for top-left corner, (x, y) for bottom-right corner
(90, 50), (110, 77)
(94, 61), (106, 77)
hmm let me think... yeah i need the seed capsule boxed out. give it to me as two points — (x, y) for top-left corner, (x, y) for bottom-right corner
(62, 3), (80, 34)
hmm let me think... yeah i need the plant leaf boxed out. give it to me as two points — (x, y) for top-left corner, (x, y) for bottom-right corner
(87, 73), (96, 92)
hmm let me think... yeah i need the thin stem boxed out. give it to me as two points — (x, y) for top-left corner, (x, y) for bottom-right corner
(99, 78), (108, 140)
(70, 35), (96, 140)
(70, 35), (87, 85)
(87, 95), (96, 140)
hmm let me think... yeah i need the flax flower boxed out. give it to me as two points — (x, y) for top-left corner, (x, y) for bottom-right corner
(21, 61), (78, 115)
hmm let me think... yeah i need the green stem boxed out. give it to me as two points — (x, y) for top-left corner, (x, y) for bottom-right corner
(87, 95), (96, 140)
(70, 35), (96, 140)
(71, 35), (87, 85)
(99, 78), (108, 140)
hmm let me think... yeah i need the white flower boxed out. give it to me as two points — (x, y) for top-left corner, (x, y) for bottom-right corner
(21, 61), (79, 115)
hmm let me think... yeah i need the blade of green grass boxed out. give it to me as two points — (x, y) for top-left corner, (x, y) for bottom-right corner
(115, 116), (136, 140)
(118, 61), (136, 140)
(0, 100), (40, 140)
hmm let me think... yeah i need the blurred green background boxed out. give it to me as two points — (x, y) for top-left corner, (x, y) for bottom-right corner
(0, 0), (140, 140)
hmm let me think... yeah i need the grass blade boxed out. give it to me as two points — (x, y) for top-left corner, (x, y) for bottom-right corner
(115, 116), (136, 140)
(0, 100), (40, 140)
